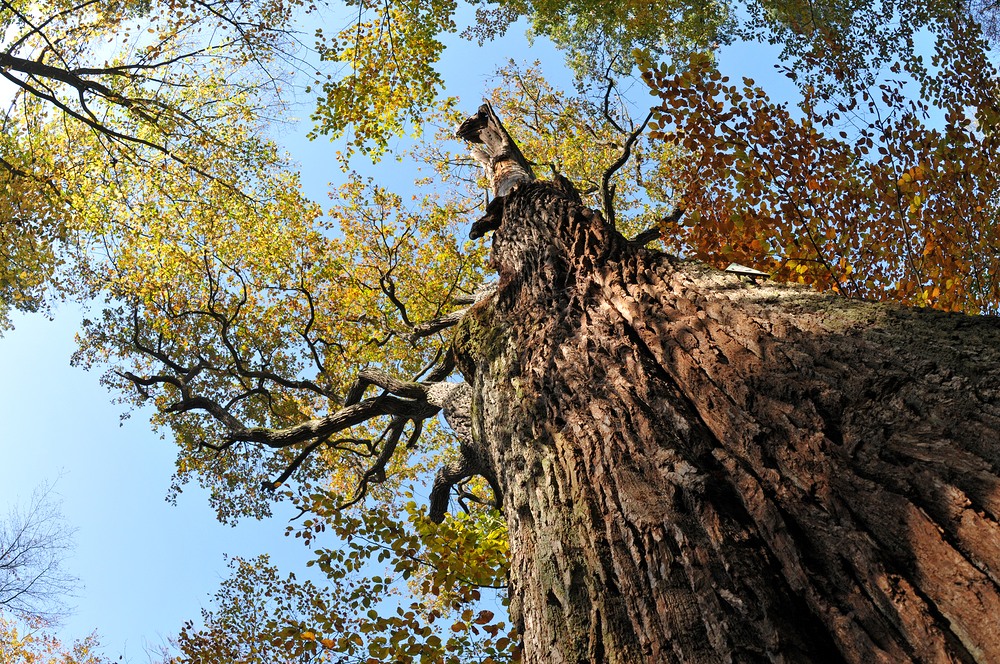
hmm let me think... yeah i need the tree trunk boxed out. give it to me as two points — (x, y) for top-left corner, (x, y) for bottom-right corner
(454, 107), (1000, 663)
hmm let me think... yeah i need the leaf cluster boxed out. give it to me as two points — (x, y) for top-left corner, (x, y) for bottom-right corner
(643, 7), (1000, 312)
(174, 497), (516, 663)
(73, 167), (483, 521)
(0, 0), (311, 326)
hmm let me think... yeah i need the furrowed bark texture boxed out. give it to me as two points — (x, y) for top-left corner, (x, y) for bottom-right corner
(452, 178), (1000, 662)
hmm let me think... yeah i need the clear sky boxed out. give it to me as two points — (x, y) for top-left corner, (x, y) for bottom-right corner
(0, 8), (791, 660)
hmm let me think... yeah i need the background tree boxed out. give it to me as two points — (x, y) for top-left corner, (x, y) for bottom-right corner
(0, 483), (77, 623)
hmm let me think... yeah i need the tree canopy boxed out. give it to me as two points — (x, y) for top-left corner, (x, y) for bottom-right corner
(4, 0), (1000, 660)
(644, 2), (1000, 313)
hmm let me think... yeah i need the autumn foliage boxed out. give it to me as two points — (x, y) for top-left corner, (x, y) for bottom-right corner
(0, 613), (110, 664)
(643, 10), (1000, 313)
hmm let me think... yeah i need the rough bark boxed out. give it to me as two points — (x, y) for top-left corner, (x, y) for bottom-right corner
(453, 107), (1000, 663)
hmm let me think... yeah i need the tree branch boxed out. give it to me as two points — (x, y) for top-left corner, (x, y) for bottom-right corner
(601, 108), (654, 228)
(232, 395), (437, 449)
(412, 282), (498, 338)
(630, 205), (685, 245)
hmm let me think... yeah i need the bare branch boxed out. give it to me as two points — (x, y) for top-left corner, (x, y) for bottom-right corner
(456, 102), (535, 198)
(601, 71), (627, 134)
(379, 274), (413, 327)
(334, 416), (409, 511)
(262, 436), (328, 492)
(0, 481), (77, 621)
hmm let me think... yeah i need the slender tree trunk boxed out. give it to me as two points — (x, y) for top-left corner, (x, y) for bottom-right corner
(454, 107), (1000, 663)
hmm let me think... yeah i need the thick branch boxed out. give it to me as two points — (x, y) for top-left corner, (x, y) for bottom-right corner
(411, 308), (468, 339)
(0, 52), (122, 103)
(413, 283), (499, 338)
(426, 381), (502, 522)
(345, 367), (429, 406)
(630, 205), (685, 245)
(233, 395), (437, 449)
(452, 281), (498, 305)
(429, 455), (478, 523)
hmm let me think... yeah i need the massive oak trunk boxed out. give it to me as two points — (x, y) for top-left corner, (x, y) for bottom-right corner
(453, 106), (1000, 663)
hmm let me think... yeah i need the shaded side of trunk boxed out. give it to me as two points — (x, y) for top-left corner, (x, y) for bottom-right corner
(453, 180), (1000, 663)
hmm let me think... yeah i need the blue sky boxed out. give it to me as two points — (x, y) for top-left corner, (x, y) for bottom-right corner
(0, 9), (796, 660)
